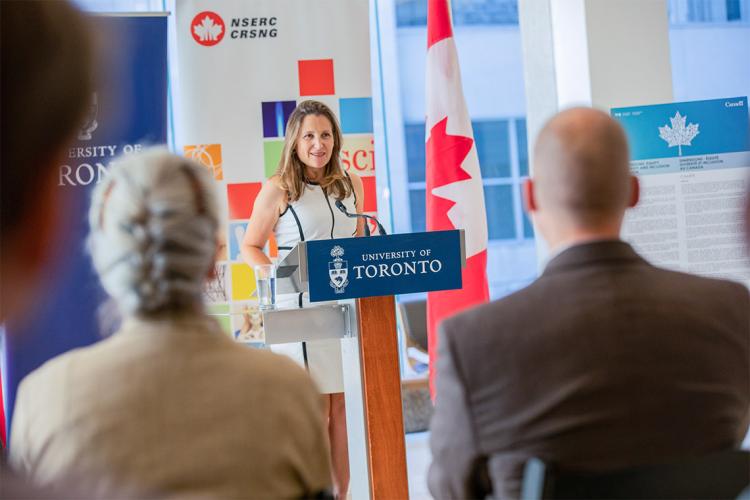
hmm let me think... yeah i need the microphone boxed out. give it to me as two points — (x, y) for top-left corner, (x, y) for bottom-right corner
(335, 200), (387, 236)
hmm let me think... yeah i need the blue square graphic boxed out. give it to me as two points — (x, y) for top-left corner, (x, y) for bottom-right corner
(262, 100), (297, 138)
(229, 222), (249, 261)
(339, 97), (373, 134)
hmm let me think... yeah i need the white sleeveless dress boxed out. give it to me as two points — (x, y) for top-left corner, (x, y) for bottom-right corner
(272, 180), (357, 393)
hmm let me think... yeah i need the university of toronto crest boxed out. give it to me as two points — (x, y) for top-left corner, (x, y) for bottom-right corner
(328, 245), (349, 293)
(77, 92), (98, 141)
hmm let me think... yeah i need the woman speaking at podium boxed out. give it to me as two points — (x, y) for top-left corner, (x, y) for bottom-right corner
(241, 100), (365, 498)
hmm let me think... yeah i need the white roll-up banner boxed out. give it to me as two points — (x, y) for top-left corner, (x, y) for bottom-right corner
(174, 0), (376, 344)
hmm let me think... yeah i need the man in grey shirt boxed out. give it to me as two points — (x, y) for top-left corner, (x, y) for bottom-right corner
(428, 107), (750, 499)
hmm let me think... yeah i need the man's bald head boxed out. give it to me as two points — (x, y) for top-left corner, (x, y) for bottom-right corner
(532, 107), (633, 230)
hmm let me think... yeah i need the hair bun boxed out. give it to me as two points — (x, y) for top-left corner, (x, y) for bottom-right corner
(88, 148), (220, 316)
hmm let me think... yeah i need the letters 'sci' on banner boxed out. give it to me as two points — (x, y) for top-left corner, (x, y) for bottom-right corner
(306, 230), (463, 302)
(611, 97), (750, 161)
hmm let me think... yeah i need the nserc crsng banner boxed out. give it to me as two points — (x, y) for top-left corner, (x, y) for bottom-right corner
(174, 0), (375, 344)
(2, 15), (168, 432)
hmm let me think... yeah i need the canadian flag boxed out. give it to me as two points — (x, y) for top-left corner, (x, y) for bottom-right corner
(426, 0), (490, 395)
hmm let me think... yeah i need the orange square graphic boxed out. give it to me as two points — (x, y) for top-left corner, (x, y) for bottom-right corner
(184, 144), (223, 180)
(362, 175), (377, 213)
(227, 182), (262, 220)
(268, 233), (278, 259)
(298, 59), (335, 96)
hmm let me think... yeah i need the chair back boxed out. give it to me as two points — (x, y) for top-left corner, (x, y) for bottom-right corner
(518, 450), (750, 499)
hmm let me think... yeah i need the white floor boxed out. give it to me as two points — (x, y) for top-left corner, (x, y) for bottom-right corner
(406, 431), (432, 500)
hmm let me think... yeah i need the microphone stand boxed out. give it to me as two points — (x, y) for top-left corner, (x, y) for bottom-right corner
(335, 200), (387, 236)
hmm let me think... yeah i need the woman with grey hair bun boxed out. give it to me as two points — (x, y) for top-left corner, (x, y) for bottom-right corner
(10, 149), (332, 499)
(88, 148), (221, 316)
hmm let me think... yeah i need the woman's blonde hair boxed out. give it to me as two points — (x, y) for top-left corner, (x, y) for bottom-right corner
(276, 100), (352, 202)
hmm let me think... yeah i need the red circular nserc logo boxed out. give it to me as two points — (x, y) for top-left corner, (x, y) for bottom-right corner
(191, 11), (225, 46)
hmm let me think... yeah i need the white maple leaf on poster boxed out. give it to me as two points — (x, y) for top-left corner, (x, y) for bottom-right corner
(194, 16), (222, 42)
(658, 111), (700, 156)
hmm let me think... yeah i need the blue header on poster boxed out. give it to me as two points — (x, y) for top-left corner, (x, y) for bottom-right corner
(4, 16), (168, 431)
(611, 97), (749, 160)
(306, 230), (463, 302)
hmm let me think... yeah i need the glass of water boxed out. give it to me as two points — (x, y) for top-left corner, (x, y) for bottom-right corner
(254, 264), (277, 311)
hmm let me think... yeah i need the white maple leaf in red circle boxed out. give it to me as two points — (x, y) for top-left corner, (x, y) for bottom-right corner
(194, 16), (223, 42)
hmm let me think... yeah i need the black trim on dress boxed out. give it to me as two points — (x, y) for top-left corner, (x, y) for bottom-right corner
(301, 341), (309, 370)
(343, 171), (358, 236)
(287, 204), (305, 242)
(323, 188), (336, 239)
(344, 170), (357, 207)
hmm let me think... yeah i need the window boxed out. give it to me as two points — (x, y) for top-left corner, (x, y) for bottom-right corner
(403, 118), (531, 242)
(516, 118), (529, 177)
(408, 188), (426, 232)
(669, 0), (750, 102)
(396, 0), (428, 27)
(484, 184), (515, 240)
(669, 0), (749, 24)
(396, 0), (519, 28)
(727, 0), (742, 20)
(405, 123), (426, 183)
(73, 0), (164, 11)
(474, 120), (510, 178)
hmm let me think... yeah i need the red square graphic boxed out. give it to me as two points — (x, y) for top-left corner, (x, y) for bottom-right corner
(298, 59), (335, 96)
(362, 176), (377, 213)
(227, 182), (262, 220)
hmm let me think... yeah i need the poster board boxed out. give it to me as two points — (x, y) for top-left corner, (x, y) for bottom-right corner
(612, 97), (750, 286)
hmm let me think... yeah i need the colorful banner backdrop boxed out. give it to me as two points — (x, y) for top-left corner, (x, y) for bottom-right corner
(174, 0), (374, 344)
(2, 15), (168, 433)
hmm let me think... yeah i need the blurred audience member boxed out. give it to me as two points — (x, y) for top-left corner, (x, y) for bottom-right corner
(428, 108), (750, 499)
(10, 150), (332, 498)
(0, 0), (94, 325)
(1, 1), (94, 497)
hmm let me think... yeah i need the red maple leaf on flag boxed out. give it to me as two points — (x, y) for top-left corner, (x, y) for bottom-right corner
(426, 117), (474, 232)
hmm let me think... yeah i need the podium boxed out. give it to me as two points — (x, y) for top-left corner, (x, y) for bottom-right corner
(262, 230), (465, 499)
